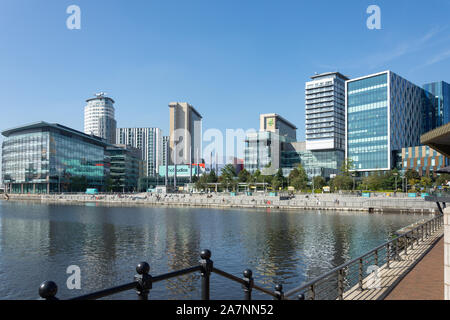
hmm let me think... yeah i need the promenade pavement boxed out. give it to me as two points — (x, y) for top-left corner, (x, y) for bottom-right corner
(385, 237), (444, 300)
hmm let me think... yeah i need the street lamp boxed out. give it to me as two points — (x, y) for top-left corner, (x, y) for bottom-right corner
(393, 172), (398, 194)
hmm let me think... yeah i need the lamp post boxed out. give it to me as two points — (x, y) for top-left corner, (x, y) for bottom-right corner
(393, 172), (398, 194)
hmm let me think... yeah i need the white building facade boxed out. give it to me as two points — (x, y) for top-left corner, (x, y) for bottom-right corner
(84, 93), (116, 144)
(305, 72), (348, 151)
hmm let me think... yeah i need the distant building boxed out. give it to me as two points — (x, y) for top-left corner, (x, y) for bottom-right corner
(162, 136), (170, 167)
(2, 122), (109, 193)
(106, 144), (143, 192)
(84, 93), (117, 144)
(244, 114), (297, 174)
(346, 71), (437, 173)
(423, 81), (450, 128)
(259, 113), (297, 140)
(116, 128), (163, 177)
(305, 72), (348, 151)
(401, 145), (449, 177)
(169, 102), (202, 165)
(283, 141), (344, 179)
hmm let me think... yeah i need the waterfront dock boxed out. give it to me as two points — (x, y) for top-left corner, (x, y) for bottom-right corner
(3, 192), (439, 214)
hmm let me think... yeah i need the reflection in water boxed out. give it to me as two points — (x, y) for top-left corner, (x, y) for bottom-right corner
(0, 200), (429, 300)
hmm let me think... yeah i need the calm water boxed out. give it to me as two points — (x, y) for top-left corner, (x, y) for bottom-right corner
(0, 200), (429, 300)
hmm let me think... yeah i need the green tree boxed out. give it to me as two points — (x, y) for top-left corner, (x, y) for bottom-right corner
(238, 169), (251, 183)
(313, 176), (326, 190)
(271, 168), (286, 191)
(221, 164), (237, 191)
(405, 169), (420, 181)
(207, 169), (218, 183)
(420, 176), (432, 188)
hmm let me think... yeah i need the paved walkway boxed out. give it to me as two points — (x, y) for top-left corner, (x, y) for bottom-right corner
(343, 227), (443, 300)
(385, 237), (444, 300)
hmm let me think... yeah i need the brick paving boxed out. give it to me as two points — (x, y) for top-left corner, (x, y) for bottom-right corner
(385, 237), (444, 300)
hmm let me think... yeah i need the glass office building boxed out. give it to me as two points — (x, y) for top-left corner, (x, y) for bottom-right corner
(423, 81), (450, 128)
(2, 122), (109, 193)
(346, 71), (436, 172)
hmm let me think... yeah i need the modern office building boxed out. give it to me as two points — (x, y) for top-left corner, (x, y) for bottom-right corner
(169, 102), (202, 165)
(282, 141), (344, 179)
(305, 72), (348, 151)
(106, 144), (143, 192)
(423, 81), (450, 128)
(259, 113), (297, 140)
(116, 127), (163, 177)
(401, 145), (449, 177)
(346, 71), (437, 173)
(2, 122), (109, 193)
(244, 114), (297, 174)
(84, 92), (117, 144)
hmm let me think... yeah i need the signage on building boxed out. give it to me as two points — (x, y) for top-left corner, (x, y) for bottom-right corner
(158, 165), (200, 177)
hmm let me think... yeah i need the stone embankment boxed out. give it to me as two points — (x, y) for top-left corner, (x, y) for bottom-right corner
(3, 192), (438, 214)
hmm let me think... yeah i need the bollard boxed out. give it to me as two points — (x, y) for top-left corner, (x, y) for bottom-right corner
(200, 249), (213, 300)
(298, 293), (305, 300)
(274, 284), (284, 300)
(242, 269), (254, 300)
(39, 281), (59, 300)
(134, 262), (152, 300)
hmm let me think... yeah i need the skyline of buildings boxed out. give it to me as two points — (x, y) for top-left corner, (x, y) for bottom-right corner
(1, 67), (450, 190)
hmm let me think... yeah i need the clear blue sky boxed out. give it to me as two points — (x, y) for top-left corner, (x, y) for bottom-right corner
(1, 0), (450, 178)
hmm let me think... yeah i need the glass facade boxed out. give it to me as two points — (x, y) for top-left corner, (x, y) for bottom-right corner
(347, 73), (389, 170)
(107, 145), (142, 192)
(347, 71), (436, 172)
(2, 123), (108, 193)
(423, 81), (450, 128)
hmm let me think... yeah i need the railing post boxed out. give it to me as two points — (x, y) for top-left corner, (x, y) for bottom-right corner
(395, 238), (399, 261)
(416, 228), (420, 246)
(404, 236), (408, 255)
(386, 243), (390, 269)
(274, 284), (284, 300)
(374, 250), (379, 266)
(134, 262), (152, 300)
(338, 269), (344, 300)
(310, 284), (315, 300)
(39, 281), (59, 300)
(358, 258), (363, 290)
(421, 225), (424, 242)
(200, 249), (213, 300)
(242, 269), (254, 300)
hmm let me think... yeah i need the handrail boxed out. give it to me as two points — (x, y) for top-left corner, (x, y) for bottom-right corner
(38, 214), (443, 301)
(284, 213), (443, 298)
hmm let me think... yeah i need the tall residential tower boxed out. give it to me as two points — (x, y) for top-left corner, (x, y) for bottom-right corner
(169, 102), (203, 165)
(116, 128), (163, 177)
(84, 93), (116, 144)
(305, 72), (348, 151)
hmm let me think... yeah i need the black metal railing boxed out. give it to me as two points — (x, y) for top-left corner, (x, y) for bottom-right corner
(38, 215), (444, 301)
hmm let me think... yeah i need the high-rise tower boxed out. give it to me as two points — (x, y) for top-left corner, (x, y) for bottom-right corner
(84, 92), (116, 144)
